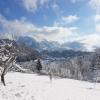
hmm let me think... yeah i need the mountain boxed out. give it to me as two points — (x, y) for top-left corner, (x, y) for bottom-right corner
(17, 36), (86, 51)
(16, 43), (41, 62)
(16, 36), (89, 59)
(62, 41), (85, 51)
(17, 36), (61, 51)
(17, 36), (40, 50)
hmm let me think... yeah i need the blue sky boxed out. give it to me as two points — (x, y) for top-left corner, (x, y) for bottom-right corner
(0, 0), (100, 51)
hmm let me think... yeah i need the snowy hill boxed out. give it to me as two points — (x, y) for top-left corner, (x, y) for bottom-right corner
(0, 72), (100, 100)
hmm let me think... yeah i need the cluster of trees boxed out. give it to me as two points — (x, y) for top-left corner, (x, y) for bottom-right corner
(42, 53), (100, 82)
(16, 48), (100, 82)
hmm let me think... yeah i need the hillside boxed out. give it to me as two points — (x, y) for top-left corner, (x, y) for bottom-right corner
(16, 43), (41, 62)
(0, 72), (100, 100)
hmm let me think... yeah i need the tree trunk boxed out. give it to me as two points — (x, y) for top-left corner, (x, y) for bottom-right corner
(1, 74), (6, 86)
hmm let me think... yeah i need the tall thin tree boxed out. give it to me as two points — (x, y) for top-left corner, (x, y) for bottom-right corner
(36, 59), (42, 73)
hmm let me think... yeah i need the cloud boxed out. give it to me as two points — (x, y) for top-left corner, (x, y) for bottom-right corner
(0, 14), (38, 35)
(54, 15), (79, 27)
(96, 24), (100, 32)
(62, 41), (85, 51)
(33, 26), (74, 43)
(0, 14), (76, 43)
(22, 0), (38, 12)
(94, 14), (100, 22)
(89, 0), (100, 13)
(94, 15), (100, 32)
(1, 14), (100, 51)
(36, 31), (100, 51)
(21, 0), (49, 12)
(61, 15), (79, 24)
(81, 33), (100, 51)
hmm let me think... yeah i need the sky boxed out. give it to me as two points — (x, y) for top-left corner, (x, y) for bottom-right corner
(0, 0), (100, 51)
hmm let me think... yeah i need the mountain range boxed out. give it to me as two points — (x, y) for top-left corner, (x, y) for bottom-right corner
(16, 36), (90, 59)
(16, 36), (85, 51)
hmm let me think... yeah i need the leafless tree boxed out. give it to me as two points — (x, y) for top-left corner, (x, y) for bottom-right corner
(0, 39), (17, 86)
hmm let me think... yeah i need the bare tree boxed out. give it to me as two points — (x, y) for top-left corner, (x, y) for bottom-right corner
(0, 39), (17, 86)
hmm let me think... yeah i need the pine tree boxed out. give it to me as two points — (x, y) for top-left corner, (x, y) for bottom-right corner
(36, 59), (42, 73)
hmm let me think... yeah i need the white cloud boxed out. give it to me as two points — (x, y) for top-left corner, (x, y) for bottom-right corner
(0, 14), (76, 43)
(53, 15), (79, 27)
(1, 14), (100, 51)
(94, 14), (100, 34)
(33, 26), (74, 43)
(0, 14), (38, 35)
(62, 15), (79, 24)
(94, 14), (100, 22)
(89, 0), (100, 13)
(80, 33), (100, 51)
(69, 27), (78, 30)
(22, 0), (49, 12)
(96, 24), (100, 32)
(22, 0), (38, 12)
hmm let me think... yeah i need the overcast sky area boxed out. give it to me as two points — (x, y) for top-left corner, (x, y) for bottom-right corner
(0, 0), (100, 51)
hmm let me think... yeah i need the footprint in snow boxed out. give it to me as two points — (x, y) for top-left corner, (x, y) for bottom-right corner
(15, 93), (22, 97)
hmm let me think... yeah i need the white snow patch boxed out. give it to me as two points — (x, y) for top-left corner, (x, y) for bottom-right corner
(0, 72), (100, 100)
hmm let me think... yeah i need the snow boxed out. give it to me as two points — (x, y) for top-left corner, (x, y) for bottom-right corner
(14, 63), (30, 72)
(0, 72), (100, 100)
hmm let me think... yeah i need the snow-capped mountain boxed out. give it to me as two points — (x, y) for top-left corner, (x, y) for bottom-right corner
(17, 36), (60, 51)
(16, 36), (89, 59)
(16, 36), (85, 51)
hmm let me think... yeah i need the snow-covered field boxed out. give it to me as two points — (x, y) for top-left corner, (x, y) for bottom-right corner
(0, 72), (100, 100)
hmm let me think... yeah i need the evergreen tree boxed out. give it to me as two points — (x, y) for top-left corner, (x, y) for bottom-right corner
(36, 59), (42, 73)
